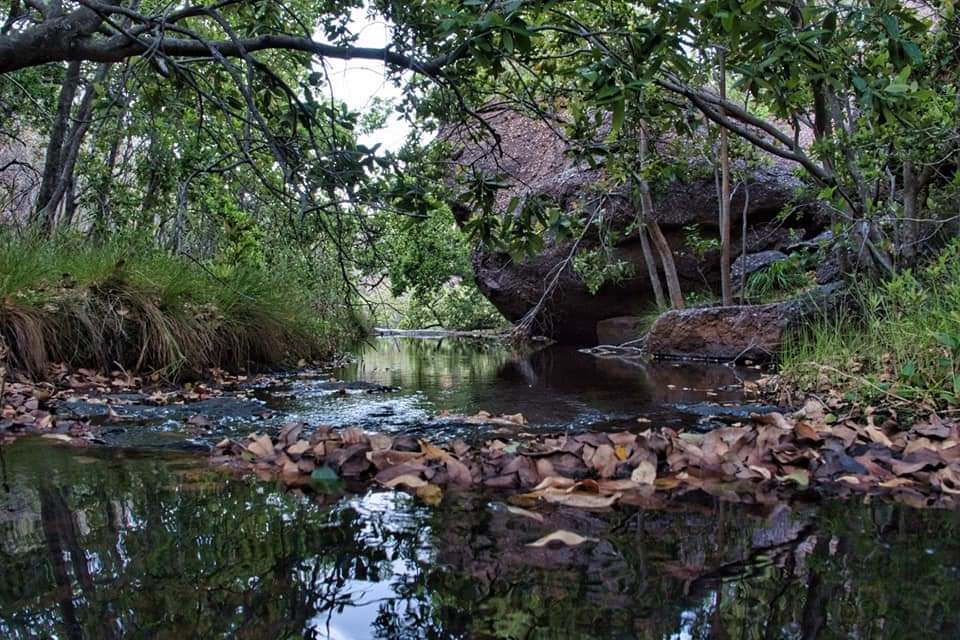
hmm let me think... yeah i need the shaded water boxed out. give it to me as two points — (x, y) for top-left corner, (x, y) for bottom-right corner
(65, 337), (769, 450)
(3, 337), (960, 638)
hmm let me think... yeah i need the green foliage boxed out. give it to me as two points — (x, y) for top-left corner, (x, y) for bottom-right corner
(684, 225), (720, 261)
(401, 282), (505, 331)
(573, 248), (635, 295)
(0, 234), (364, 377)
(374, 184), (505, 331)
(745, 252), (816, 301)
(782, 240), (960, 407)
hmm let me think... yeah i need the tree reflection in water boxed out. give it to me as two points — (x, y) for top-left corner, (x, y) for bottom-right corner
(1, 439), (959, 639)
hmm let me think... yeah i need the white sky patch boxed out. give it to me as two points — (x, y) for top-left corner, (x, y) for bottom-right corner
(318, 8), (412, 152)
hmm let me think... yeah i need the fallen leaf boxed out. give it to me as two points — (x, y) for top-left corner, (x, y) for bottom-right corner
(526, 530), (597, 547)
(781, 469), (810, 488)
(631, 460), (657, 485)
(383, 474), (427, 489)
(415, 483), (443, 505)
(247, 435), (275, 460)
(505, 504), (545, 523)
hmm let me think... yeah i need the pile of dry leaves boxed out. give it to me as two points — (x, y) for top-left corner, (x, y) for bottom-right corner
(0, 364), (255, 442)
(212, 399), (960, 509)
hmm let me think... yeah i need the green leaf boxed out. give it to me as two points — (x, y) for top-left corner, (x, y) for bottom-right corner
(502, 29), (514, 54)
(936, 332), (958, 350)
(311, 465), (339, 482)
(882, 15), (900, 39)
(902, 40), (922, 65)
(607, 97), (625, 141)
(822, 11), (837, 43)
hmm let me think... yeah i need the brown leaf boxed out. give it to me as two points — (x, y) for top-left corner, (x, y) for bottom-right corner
(865, 426), (893, 448)
(366, 449), (423, 470)
(505, 504), (544, 523)
(247, 435), (275, 460)
(630, 460), (657, 485)
(375, 463), (427, 485)
(445, 457), (473, 486)
(526, 530), (597, 547)
(589, 444), (619, 479)
(286, 440), (311, 458)
(878, 477), (915, 488)
(890, 459), (933, 476)
(608, 431), (637, 447)
(795, 421), (823, 442)
(341, 427), (367, 445)
(369, 433), (393, 452)
(383, 474), (427, 489)
(913, 415), (951, 438)
(415, 483), (443, 505)
(540, 491), (620, 509)
(905, 437), (935, 456)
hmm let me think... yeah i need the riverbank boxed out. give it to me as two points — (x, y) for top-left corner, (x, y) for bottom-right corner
(780, 240), (960, 412)
(0, 236), (364, 378)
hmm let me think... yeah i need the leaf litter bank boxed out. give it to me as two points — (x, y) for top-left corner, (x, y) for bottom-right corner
(6, 363), (960, 511)
(213, 399), (960, 511)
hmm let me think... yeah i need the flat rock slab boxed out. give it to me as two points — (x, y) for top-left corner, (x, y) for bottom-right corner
(646, 285), (844, 362)
(731, 250), (787, 282)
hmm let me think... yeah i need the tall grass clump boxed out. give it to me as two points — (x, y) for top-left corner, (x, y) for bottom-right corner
(0, 234), (365, 378)
(781, 239), (960, 408)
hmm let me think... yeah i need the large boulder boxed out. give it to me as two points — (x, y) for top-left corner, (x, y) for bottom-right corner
(645, 284), (845, 362)
(443, 108), (824, 343)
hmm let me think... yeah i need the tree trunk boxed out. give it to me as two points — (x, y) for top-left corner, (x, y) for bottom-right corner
(639, 127), (684, 309)
(900, 159), (920, 266)
(740, 180), (750, 303)
(639, 225), (666, 308)
(34, 61), (81, 228)
(37, 63), (112, 234)
(632, 179), (666, 309)
(646, 218), (685, 309)
(719, 49), (733, 305)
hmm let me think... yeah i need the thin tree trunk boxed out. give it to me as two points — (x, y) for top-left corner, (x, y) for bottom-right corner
(646, 219), (685, 309)
(719, 49), (733, 305)
(639, 126), (684, 309)
(38, 63), (112, 233)
(34, 61), (81, 227)
(639, 225), (666, 308)
(62, 173), (77, 228)
(632, 177), (666, 308)
(900, 159), (920, 266)
(740, 181), (750, 303)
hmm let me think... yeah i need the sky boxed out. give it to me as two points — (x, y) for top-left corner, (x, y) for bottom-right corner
(319, 8), (412, 152)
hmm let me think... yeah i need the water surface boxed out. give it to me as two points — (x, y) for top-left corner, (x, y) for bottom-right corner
(4, 336), (959, 638)
(2, 439), (959, 639)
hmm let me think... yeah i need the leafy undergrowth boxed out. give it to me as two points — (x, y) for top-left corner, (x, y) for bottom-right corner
(0, 236), (364, 378)
(781, 240), (960, 411)
(212, 398), (960, 510)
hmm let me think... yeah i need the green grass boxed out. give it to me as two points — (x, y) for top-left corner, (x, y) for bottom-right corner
(0, 235), (366, 378)
(781, 240), (960, 408)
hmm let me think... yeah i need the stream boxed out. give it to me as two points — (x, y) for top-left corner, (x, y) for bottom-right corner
(2, 337), (960, 638)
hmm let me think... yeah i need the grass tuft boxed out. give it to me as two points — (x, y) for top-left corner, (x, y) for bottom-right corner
(0, 235), (365, 378)
(781, 240), (960, 408)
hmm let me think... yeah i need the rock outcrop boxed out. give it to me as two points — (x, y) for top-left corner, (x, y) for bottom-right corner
(443, 108), (825, 343)
(644, 284), (845, 362)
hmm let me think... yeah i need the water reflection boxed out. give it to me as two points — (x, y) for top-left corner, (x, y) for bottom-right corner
(2, 439), (959, 639)
(267, 338), (761, 432)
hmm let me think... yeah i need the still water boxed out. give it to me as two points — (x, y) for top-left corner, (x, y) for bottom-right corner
(2, 338), (959, 638)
